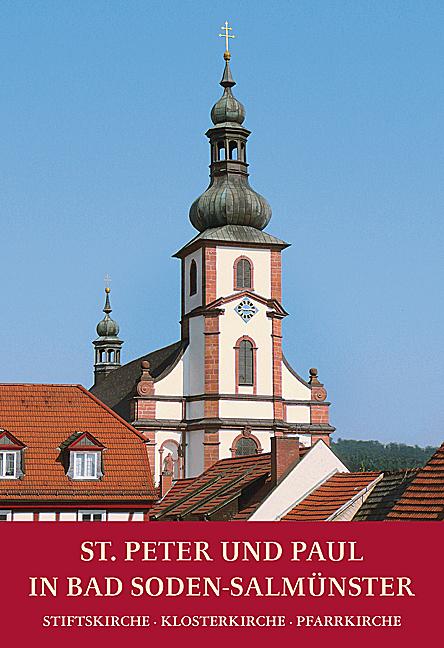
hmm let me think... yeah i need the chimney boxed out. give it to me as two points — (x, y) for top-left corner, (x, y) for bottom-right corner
(160, 453), (174, 498)
(271, 434), (300, 485)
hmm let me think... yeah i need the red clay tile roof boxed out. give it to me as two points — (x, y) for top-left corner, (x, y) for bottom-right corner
(387, 443), (444, 521)
(353, 469), (419, 521)
(0, 384), (156, 502)
(282, 472), (381, 521)
(151, 453), (272, 520)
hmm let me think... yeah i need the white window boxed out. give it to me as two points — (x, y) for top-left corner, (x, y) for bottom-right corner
(78, 510), (106, 522)
(73, 452), (100, 479)
(0, 451), (19, 479)
(0, 510), (12, 521)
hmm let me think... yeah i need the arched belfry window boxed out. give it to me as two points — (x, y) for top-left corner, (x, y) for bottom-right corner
(234, 257), (253, 290)
(189, 259), (197, 296)
(238, 339), (254, 386)
(217, 141), (226, 161)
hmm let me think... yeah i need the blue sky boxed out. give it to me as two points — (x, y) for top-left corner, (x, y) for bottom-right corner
(1, 1), (443, 446)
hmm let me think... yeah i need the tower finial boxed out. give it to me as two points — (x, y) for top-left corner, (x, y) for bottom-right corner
(219, 20), (235, 61)
(189, 25), (272, 233)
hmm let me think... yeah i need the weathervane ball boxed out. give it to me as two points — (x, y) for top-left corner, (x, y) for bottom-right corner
(105, 287), (111, 294)
(223, 51), (231, 61)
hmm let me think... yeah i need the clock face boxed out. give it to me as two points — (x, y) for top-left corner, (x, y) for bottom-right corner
(235, 298), (258, 323)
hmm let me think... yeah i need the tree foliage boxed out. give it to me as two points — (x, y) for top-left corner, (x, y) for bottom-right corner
(331, 438), (437, 472)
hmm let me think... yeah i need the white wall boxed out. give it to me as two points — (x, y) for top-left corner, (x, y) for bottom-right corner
(156, 400), (182, 420)
(184, 318), (205, 395)
(186, 429), (205, 478)
(13, 512), (33, 521)
(108, 512), (131, 522)
(216, 247), (271, 299)
(155, 358), (184, 396)
(219, 399), (273, 419)
(281, 362), (311, 400)
(286, 404), (310, 423)
(39, 512), (56, 521)
(219, 299), (273, 395)
(186, 400), (204, 420)
(250, 441), (349, 521)
(184, 249), (203, 314)
(59, 512), (77, 521)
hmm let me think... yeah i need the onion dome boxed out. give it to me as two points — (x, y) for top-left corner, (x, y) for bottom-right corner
(96, 288), (120, 338)
(210, 63), (245, 126)
(189, 57), (272, 233)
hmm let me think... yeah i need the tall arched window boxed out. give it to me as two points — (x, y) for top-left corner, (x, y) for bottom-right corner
(238, 339), (254, 386)
(235, 436), (258, 457)
(189, 259), (197, 296)
(234, 257), (253, 290)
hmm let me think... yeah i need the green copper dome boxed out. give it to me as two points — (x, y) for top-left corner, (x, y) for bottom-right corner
(96, 289), (120, 338)
(189, 59), (272, 233)
(210, 64), (245, 125)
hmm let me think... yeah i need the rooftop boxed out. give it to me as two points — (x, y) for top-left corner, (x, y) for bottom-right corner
(387, 443), (444, 521)
(152, 442), (312, 521)
(282, 472), (381, 521)
(353, 469), (419, 521)
(0, 384), (156, 502)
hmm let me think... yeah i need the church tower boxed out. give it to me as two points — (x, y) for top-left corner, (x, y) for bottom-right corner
(91, 37), (334, 484)
(92, 287), (123, 387)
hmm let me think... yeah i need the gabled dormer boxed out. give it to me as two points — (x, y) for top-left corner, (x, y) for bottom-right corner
(59, 431), (105, 481)
(0, 429), (25, 479)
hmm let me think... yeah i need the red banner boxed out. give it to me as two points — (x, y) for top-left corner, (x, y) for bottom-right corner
(1, 522), (441, 647)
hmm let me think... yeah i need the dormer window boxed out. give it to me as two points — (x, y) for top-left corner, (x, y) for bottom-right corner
(73, 451), (100, 479)
(60, 432), (105, 481)
(0, 429), (25, 480)
(0, 451), (19, 479)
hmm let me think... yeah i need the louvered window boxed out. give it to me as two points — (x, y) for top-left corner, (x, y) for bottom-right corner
(235, 258), (252, 289)
(190, 260), (197, 295)
(238, 340), (254, 385)
(235, 437), (257, 457)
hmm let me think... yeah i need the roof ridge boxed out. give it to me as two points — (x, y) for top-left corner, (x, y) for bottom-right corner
(76, 385), (148, 444)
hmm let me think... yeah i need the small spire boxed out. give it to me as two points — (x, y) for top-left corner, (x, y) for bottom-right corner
(220, 60), (235, 88)
(103, 287), (112, 314)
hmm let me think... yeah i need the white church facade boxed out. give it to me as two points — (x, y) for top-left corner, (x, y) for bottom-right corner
(90, 49), (334, 485)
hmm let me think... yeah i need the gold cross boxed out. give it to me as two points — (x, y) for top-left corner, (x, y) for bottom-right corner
(219, 21), (235, 57)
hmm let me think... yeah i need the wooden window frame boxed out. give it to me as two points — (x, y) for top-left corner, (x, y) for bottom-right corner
(0, 450), (19, 479)
(234, 335), (257, 394)
(72, 451), (100, 480)
(233, 256), (254, 291)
